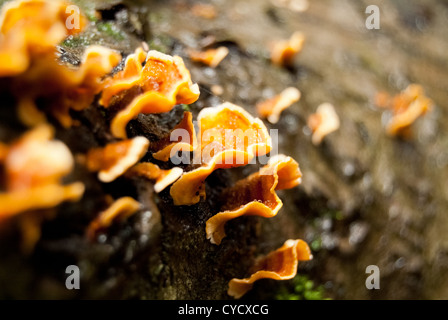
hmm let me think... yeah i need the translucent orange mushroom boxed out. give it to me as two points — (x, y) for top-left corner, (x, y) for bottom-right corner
(0, 0), (87, 77)
(27, 45), (121, 127)
(125, 163), (183, 193)
(170, 102), (272, 206)
(0, 183), (85, 222)
(206, 154), (302, 245)
(150, 111), (197, 162)
(4, 125), (74, 191)
(100, 50), (200, 138)
(86, 137), (149, 183)
(228, 239), (312, 299)
(0, 0), (121, 127)
(0, 125), (85, 218)
(86, 196), (141, 241)
(16, 45), (121, 127)
(0, 125), (84, 251)
(256, 87), (301, 124)
(271, 31), (305, 67)
(375, 84), (433, 138)
(100, 47), (148, 107)
(307, 103), (340, 145)
(188, 46), (229, 68)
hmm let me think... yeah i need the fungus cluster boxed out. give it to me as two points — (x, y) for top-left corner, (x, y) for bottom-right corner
(0, 0), (121, 127)
(0, 0), (312, 299)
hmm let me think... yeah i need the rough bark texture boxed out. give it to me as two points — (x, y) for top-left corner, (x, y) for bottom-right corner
(0, 0), (448, 300)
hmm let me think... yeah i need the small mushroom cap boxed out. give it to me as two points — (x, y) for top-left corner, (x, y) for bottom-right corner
(307, 102), (340, 145)
(0, 183), (85, 220)
(386, 98), (432, 137)
(100, 47), (147, 107)
(197, 102), (272, 166)
(151, 111), (197, 162)
(104, 50), (200, 138)
(86, 197), (141, 241)
(0, 124), (84, 249)
(125, 163), (183, 193)
(5, 125), (74, 191)
(256, 87), (301, 124)
(47, 45), (121, 127)
(271, 31), (305, 67)
(170, 102), (272, 206)
(228, 239), (312, 299)
(86, 136), (149, 183)
(205, 154), (301, 245)
(188, 46), (229, 68)
(385, 84), (433, 138)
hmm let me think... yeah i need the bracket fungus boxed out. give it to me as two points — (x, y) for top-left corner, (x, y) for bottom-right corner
(206, 154), (302, 245)
(307, 102), (340, 145)
(256, 87), (301, 124)
(99, 47), (148, 107)
(0, 125), (84, 250)
(86, 136), (150, 183)
(228, 239), (312, 299)
(0, 0), (121, 127)
(25, 45), (121, 127)
(0, 0), (314, 297)
(125, 163), (183, 193)
(170, 102), (272, 206)
(100, 50), (200, 138)
(0, 0), (87, 77)
(270, 31), (305, 67)
(188, 46), (229, 68)
(86, 196), (142, 241)
(375, 84), (433, 138)
(149, 111), (197, 162)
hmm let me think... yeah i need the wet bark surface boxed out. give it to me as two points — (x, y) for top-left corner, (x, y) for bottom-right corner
(0, 0), (448, 300)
